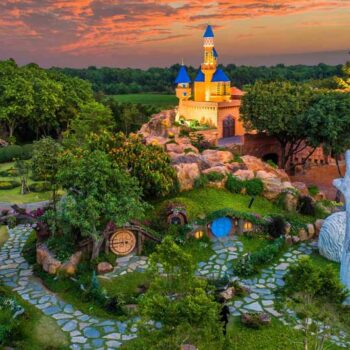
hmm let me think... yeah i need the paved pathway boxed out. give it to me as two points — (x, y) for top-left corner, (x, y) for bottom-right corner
(1, 226), (349, 349)
(0, 225), (138, 350)
(104, 236), (243, 280)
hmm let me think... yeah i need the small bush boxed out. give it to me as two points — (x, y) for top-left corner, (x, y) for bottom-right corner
(244, 178), (264, 196)
(297, 196), (315, 216)
(29, 182), (51, 193)
(241, 312), (271, 329)
(206, 171), (225, 182)
(0, 180), (21, 190)
(225, 174), (244, 193)
(194, 174), (209, 189)
(233, 238), (285, 277)
(232, 154), (243, 163)
(284, 257), (347, 303)
(266, 160), (278, 168)
(308, 184), (320, 197)
(0, 144), (33, 163)
(267, 215), (287, 238)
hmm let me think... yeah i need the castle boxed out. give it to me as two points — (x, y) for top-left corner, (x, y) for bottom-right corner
(174, 25), (330, 169)
(175, 25), (244, 140)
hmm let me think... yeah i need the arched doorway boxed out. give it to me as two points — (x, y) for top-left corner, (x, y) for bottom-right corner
(223, 116), (235, 138)
(262, 153), (279, 166)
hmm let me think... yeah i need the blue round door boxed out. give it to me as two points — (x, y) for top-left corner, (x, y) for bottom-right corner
(211, 217), (232, 237)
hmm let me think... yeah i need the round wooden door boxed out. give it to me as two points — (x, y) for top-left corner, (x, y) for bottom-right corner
(110, 229), (136, 256)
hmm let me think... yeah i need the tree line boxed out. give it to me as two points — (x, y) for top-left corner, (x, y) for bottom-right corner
(53, 63), (343, 94)
(0, 59), (161, 143)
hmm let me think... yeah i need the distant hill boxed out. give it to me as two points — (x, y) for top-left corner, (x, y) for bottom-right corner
(51, 63), (342, 95)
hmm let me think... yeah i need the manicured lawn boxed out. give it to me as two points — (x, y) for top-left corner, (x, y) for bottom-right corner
(0, 285), (69, 350)
(100, 272), (150, 301)
(109, 94), (177, 107)
(0, 225), (9, 247)
(0, 161), (55, 203)
(152, 188), (314, 223)
(239, 234), (273, 254)
(226, 316), (343, 350)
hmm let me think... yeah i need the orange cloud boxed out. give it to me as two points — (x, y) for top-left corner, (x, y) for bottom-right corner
(0, 0), (349, 66)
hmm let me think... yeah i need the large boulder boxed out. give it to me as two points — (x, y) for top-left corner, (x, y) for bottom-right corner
(292, 182), (309, 196)
(262, 177), (284, 200)
(318, 211), (346, 262)
(241, 155), (289, 181)
(138, 110), (177, 138)
(61, 251), (82, 276)
(36, 244), (62, 275)
(233, 169), (254, 180)
(97, 262), (114, 275)
(201, 149), (233, 167)
(165, 142), (198, 154)
(173, 163), (201, 191)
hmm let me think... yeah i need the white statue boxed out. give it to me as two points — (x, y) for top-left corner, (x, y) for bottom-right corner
(333, 150), (350, 292)
(318, 211), (346, 262)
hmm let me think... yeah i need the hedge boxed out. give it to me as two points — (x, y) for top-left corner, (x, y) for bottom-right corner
(0, 181), (21, 190)
(0, 144), (33, 163)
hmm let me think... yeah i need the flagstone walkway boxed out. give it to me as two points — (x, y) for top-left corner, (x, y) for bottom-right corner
(0, 225), (138, 350)
(1, 225), (349, 349)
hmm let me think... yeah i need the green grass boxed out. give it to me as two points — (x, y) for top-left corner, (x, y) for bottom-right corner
(0, 285), (69, 350)
(0, 161), (54, 203)
(226, 316), (343, 350)
(100, 272), (150, 301)
(239, 234), (273, 254)
(110, 94), (177, 107)
(151, 188), (314, 223)
(0, 225), (9, 247)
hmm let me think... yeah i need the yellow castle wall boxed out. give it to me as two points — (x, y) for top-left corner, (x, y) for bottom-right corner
(177, 100), (244, 138)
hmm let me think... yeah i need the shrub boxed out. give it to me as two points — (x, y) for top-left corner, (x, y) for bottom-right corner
(225, 174), (244, 193)
(233, 238), (285, 277)
(194, 174), (209, 189)
(284, 257), (347, 303)
(29, 182), (51, 193)
(267, 215), (287, 238)
(266, 160), (278, 168)
(308, 185), (320, 197)
(0, 144), (33, 163)
(0, 180), (21, 190)
(0, 295), (23, 346)
(206, 171), (225, 182)
(244, 178), (264, 196)
(297, 196), (315, 216)
(233, 154), (243, 163)
(241, 312), (271, 329)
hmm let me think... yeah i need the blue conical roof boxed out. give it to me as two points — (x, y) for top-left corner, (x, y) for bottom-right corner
(175, 66), (191, 84)
(211, 68), (230, 82)
(213, 47), (218, 58)
(194, 69), (205, 82)
(203, 25), (214, 38)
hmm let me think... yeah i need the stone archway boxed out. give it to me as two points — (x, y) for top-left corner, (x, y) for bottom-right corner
(223, 116), (235, 138)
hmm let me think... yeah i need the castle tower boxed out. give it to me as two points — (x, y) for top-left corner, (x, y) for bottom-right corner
(202, 25), (216, 101)
(175, 65), (191, 100)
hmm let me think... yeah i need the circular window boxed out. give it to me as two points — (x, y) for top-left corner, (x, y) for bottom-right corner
(110, 229), (136, 256)
(211, 217), (232, 237)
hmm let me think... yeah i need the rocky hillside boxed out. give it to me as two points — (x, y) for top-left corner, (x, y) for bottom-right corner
(138, 110), (309, 200)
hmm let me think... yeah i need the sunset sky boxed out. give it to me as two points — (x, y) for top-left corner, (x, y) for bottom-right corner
(1, 0), (350, 68)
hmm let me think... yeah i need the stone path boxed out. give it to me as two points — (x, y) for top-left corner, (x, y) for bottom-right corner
(1, 226), (349, 349)
(104, 236), (244, 280)
(0, 225), (138, 350)
(227, 243), (350, 348)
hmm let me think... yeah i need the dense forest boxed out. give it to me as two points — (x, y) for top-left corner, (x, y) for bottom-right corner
(53, 63), (343, 94)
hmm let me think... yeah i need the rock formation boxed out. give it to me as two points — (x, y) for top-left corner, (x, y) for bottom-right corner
(318, 211), (346, 262)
